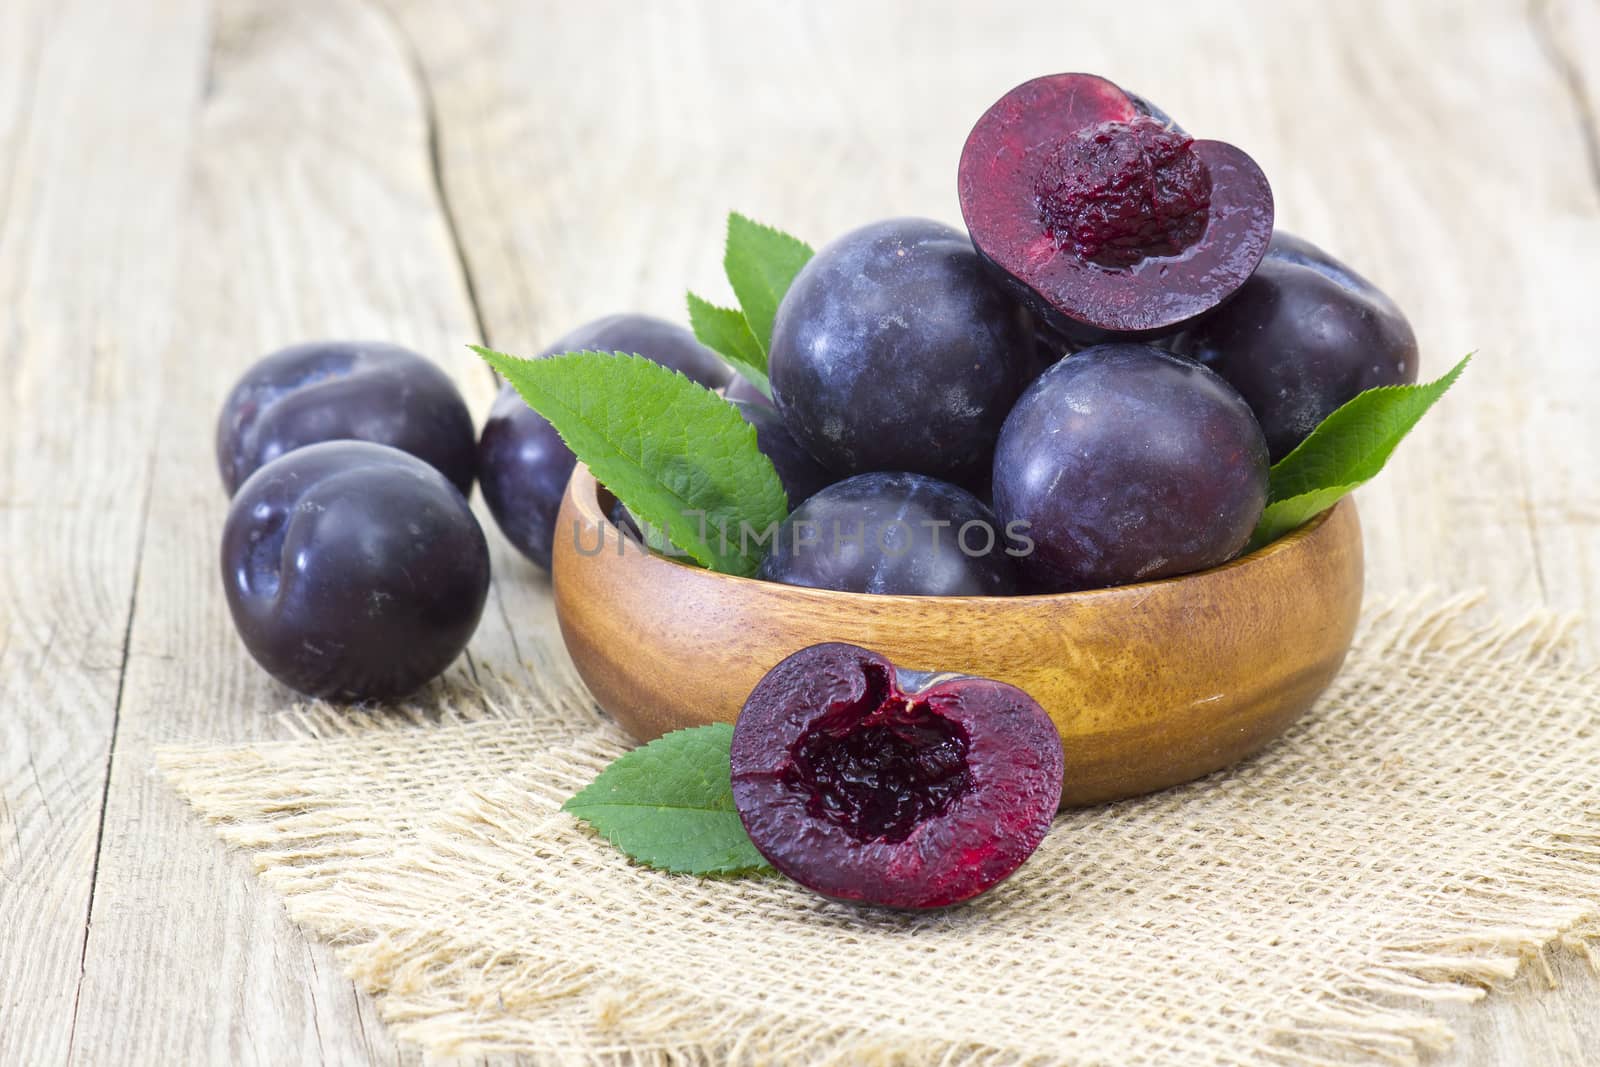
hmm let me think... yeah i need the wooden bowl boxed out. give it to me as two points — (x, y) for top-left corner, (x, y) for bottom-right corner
(552, 465), (1363, 806)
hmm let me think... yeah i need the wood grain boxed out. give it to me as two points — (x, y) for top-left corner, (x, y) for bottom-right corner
(0, 1), (206, 1062)
(0, 0), (1593, 1061)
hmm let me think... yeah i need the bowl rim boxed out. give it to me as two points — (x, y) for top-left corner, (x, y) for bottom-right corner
(563, 463), (1349, 608)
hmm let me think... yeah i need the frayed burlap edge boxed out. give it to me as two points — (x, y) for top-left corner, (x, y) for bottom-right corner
(159, 593), (1600, 1066)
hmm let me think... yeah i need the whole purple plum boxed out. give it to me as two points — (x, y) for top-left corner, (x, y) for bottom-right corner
(1173, 231), (1419, 460)
(767, 218), (1037, 490)
(216, 341), (476, 496)
(991, 344), (1268, 592)
(729, 398), (834, 509)
(757, 472), (1019, 596)
(221, 441), (490, 702)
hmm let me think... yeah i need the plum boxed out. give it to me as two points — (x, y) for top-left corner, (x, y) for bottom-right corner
(757, 472), (1019, 596)
(767, 217), (1037, 489)
(216, 341), (476, 496)
(729, 399), (834, 509)
(731, 642), (1063, 908)
(991, 343), (1268, 592)
(958, 73), (1273, 340)
(221, 441), (490, 701)
(478, 314), (730, 570)
(1172, 231), (1420, 460)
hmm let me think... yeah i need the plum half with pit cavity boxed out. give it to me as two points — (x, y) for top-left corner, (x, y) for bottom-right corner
(958, 73), (1274, 340)
(731, 643), (1064, 909)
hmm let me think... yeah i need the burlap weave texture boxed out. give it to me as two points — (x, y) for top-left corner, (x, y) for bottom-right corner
(160, 593), (1600, 1065)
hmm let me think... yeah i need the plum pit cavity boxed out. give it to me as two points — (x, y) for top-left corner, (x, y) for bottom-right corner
(781, 663), (972, 844)
(1034, 118), (1212, 269)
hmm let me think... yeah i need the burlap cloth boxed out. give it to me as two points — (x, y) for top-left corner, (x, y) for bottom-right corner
(159, 591), (1600, 1065)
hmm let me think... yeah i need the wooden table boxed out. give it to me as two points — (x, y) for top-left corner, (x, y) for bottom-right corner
(2, 1), (1596, 1062)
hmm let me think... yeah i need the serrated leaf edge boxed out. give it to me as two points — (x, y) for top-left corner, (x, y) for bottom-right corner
(685, 291), (772, 398)
(1268, 353), (1471, 501)
(561, 725), (774, 877)
(472, 346), (785, 575)
(1249, 353), (1470, 548)
(722, 211), (815, 355)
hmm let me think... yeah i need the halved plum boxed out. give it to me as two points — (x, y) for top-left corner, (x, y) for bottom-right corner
(731, 643), (1064, 909)
(958, 73), (1273, 340)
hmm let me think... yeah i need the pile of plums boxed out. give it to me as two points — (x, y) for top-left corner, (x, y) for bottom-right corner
(217, 72), (1416, 709)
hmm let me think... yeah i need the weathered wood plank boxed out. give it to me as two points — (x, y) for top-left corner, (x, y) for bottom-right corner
(63, 0), (499, 1062)
(0, 1), (209, 1062)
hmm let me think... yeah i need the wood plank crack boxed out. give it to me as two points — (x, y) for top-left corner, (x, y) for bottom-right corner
(63, 434), (158, 1066)
(368, 0), (490, 349)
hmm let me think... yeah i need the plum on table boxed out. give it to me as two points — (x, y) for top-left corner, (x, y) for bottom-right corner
(478, 314), (731, 570)
(215, 341), (476, 496)
(220, 441), (490, 702)
(730, 642), (1063, 908)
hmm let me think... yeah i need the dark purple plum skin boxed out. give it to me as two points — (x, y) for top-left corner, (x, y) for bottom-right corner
(729, 399), (834, 509)
(215, 341), (477, 497)
(991, 344), (1269, 592)
(477, 314), (731, 570)
(757, 472), (1018, 596)
(476, 387), (574, 572)
(731, 642), (1064, 909)
(767, 218), (1037, 489)
(221, 441), (490, 702)
(1173, 231), (1420, 461)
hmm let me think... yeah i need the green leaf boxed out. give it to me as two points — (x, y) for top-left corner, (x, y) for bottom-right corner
(1269, 354), (1471, 501)
(723, 212), (814, 354)
(1247, 483), (1362, 553)
(1249, 354), (1470, 547)
(564, 724), (773, 876)
(474, 347), (788, 576)
(687, 291), (771, 398)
